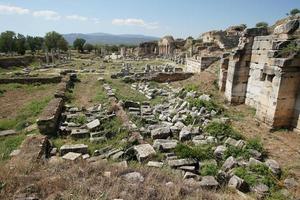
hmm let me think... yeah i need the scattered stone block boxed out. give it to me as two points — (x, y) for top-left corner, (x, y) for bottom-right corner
(86, 119), (100, 130)
(152, 139), (178, 151)
(147, 161), (164, 168)
(167, 158), (197, 167)
(134, 144), (156, 162)
(122, 172), (144, 183)
(228, 175), (249, 192)
(199, 176), (219, 190)
(62, 152), (82, 161)
(151, 126), (171, 139)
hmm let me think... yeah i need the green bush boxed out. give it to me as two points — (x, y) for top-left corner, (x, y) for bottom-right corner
(185, 84), (198, 92)
(224, 145), (251, 159)
(204, 122), (243, 140)
(188, 98), (221, 112)
(201, 163), (219, 176)
(246, 137), (264, 153)
(175, 143), (214, 161)
(234, 164), (277, 188)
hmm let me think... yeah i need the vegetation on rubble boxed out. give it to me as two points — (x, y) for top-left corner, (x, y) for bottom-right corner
(174, 143), (214, 161)
(234, 164), (277, 189)
(204, 121), (243, 140)
(200, 162), (219, 176)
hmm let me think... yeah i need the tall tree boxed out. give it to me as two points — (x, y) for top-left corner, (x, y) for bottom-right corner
(26, 36), (44, 53)
(15, 34), (26, 55)
(44, 31), (68, 51)
(0, 31), (16, 53)
(84, 43), (94, 53)
(73, 38), (86, 53)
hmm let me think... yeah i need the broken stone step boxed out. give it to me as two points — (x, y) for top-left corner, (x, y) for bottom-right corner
(62, 152), (82, 161)
(70, 129), (90, 138)
(60, 144), (88, 156)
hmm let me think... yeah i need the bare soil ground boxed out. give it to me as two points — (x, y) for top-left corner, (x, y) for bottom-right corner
(0, 84), (57, 119)
(71, 74), (103, 107)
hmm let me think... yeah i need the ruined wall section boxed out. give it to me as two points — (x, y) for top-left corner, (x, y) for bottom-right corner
(224, 28), (268, 104)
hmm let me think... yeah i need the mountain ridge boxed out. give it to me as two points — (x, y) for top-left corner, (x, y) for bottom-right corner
(63, 32), (160, 45)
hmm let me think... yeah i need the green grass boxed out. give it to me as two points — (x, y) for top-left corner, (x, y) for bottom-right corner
(174, 143), (214, 161)
(0, 96), (52, 131)
(204, 121), (243, 140)
(0, 134), (26, 162)
(200, 162), (219, 176)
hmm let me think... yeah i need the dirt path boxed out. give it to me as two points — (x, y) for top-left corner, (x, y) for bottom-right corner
(72, 74), (101, 108)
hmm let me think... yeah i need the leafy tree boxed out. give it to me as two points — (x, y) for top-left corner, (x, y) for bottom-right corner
(26, 36), (44, 53)
(44, 31), (68, 51)
(290, 8), (300, 16)
(73, 38), (86, 52)
(255, 22), (268, 28)
(84, 43), (94, 52)
(15, 34), (26, 55)
(0, 31), (16, 53)
(57, 37), (68, 52)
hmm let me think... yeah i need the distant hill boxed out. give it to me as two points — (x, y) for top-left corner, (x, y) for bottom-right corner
(63, 32), (160, 45)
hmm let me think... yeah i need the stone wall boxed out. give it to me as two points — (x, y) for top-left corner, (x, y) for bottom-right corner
(186, 56), (219, 73)
(37, 98), (64, 135)
(0, 76), (62, 84)
(220, 19), (300, 129)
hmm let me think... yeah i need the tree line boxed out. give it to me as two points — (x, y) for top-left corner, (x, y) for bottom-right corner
(72, 38), (137, 54)
(0, 31), (68, 55)
(0, 30), (138, 56)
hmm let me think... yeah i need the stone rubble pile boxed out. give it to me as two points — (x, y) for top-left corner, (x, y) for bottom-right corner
(130, 82), (170, 99)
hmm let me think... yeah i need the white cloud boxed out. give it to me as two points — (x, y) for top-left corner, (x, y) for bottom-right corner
(112, 18), (159, 29)
(0, 4), (30, 15)
(33, 10), (61, 20)
(66, 14), (88, 21)
(92, 17), (100, 24)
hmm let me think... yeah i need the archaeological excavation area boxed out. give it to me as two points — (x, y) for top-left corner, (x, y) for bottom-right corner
(0, 14), (300, 200)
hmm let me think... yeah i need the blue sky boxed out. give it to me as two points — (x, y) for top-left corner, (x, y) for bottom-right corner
(0, 0), (298, 38)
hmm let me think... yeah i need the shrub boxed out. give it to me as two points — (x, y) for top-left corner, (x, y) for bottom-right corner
(256, 22), (268, 28)
(234, 164), (277, 188)
(204, 122), (243, 140)
(185, 84), (198, 92)
(290, 8), (300, 16)
(224, 145), (250, 159)
(246, 137), (264, 153)
(175, 143), (214, 161)
(201, 163), (219, 176)
(188, 98), (221, 112)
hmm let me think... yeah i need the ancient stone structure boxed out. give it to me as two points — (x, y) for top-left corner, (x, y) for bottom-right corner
(137, 41), (158, 57)
(158, 36), (176, 56)
(220, 19), (300, 130)
(186, 55), (219, 73)
(200, 25), (245, 50)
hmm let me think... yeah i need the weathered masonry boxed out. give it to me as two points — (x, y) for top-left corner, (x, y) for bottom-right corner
(219, 19), (300, 130)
